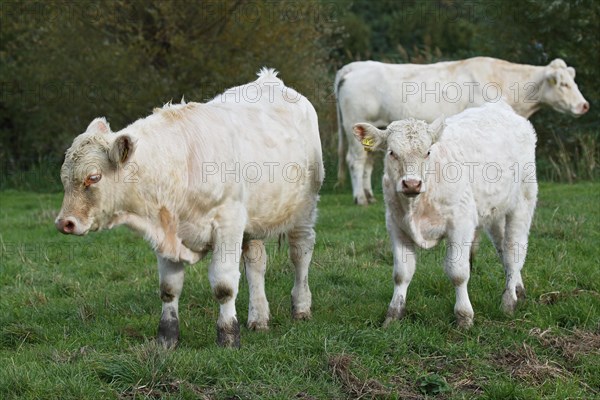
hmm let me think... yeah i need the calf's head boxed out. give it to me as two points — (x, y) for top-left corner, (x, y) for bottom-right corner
(55, 118), (136, 235)
(539, 59), (589, 116)
(353, 117), (444, 197)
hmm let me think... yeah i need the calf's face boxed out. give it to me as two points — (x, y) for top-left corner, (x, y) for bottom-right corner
(55, 118), (135, 235)
(353, 117), (444, 197)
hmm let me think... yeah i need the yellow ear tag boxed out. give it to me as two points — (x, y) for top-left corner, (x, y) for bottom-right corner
(549, 77), (557, 86)
(361, 136), (375, 151)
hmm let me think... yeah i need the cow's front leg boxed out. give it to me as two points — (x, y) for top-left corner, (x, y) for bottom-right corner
(156, 255), (185, 348)
(445, 227), (475, 329)
(209, 225), (243, 348)
(243, 240), (270, 330)
(384, 223), (416, 327)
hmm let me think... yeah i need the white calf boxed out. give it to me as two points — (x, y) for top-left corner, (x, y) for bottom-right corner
(353, 102), (537, 327)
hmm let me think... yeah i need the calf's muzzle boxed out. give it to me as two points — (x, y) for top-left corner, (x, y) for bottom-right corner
(401, 179), (422, 196)
(55, 217), (76, 234)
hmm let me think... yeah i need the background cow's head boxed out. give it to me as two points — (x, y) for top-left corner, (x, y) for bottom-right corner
(353, 117), (444, 196)
(539, 58), (589, 116)
(55, 118), (136, 235)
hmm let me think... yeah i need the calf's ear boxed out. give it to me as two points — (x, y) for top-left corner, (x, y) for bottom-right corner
(545, 69), (558, 86)
(428, 115), (445, 143)
(109, 135), (136, 165)
(86, 117), (111, 134)
(567, 67), (575, 78)
(353, 123), (387, 152)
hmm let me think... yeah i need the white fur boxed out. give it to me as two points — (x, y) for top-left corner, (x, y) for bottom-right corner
(57, 68), (324, 341)
(336, 56), (588, 205)
(355, 102), (538, 328)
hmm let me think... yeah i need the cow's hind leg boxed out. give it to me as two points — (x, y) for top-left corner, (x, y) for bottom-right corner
(384, 225), (416, 327)
(501, 198), (535, 314)
(243, 240), (270, 330)
(363, 152), (376, 204)
(288, 208), (317, 320)
(347, 145), (369, 206)
(156, 255), (185, 348)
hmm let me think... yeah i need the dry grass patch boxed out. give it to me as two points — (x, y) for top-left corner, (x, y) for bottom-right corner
(529, 327), (600, 361)
(328, 354), (391, 399)
(494, 343), (569, 384)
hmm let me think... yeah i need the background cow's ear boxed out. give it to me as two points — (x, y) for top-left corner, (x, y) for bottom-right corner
(353, 123), (387, 151)
(86, 117), (111, 134)
(567, 66), (576, 78)
(428, 115), (445, 143)
(109, 135), (136, 165)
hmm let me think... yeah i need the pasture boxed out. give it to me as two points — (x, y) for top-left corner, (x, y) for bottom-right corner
(0, 183), (599, 399)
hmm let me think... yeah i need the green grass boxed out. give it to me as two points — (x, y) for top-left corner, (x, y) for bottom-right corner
(0, 184), (599, 399)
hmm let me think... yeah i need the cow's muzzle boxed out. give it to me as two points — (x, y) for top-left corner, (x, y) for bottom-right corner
(401, 178), (422, 196)
(55, 217), (77, 234)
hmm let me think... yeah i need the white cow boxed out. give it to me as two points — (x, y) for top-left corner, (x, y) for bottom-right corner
(55, 68), (324, 348)
(353, 101), (537, 328)
(337, 57), (588, 205)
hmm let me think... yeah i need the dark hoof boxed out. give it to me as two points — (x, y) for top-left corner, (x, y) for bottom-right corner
(383, 305), (406, 328)
(157, 317), (179, 349)
(217, 320), (240, 348)
(516, 285), (527, 301)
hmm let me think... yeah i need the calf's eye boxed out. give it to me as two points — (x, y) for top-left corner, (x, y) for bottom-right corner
(388, 150), (397, 159)
(84, 174), (102, 187)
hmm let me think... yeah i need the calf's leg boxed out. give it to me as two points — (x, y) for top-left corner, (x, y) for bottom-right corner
(384, 224), (416, 327)
(209, 223), (244, 348)
(445, 227), (475, 328)
(288, 209), (317, 320)
(243, 240), (270, 330)
(501, 202), (534, 314)
(363, 152), (376, 204)
(156, 255), (185, 348)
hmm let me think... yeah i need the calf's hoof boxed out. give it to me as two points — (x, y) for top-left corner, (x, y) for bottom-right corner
(248, 319), (269, 331)
(516, 285), (527, 301)
(157, 318), (179, 349)
(455, 310), (474, 329)
(292, 310), (312, 320)
(217, 320), (241, 348)
(354, 195), (368, 206)
(383, 305), (406, 328)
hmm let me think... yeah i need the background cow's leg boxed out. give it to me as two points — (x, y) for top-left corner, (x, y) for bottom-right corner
(445, 226), (475, 328)
(243, 239), (269, 330)
(156, 254), (185, 348)
(209, 223), (243, 348)
(501, 201), (534, 314)
(347, 146), (368, 206)
(363, 152), (376, 204)
(288, 209), (316, 320)
(384, 224), (416, 327)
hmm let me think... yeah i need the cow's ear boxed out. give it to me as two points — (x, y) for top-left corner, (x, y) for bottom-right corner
(545, 69), (558, 86)
(109, 135), (136, 165)
(86, 117), (111, 134)
(353, 123), (387, 152)
(428, 115), (445, 143)
(567, 66), (576, 78)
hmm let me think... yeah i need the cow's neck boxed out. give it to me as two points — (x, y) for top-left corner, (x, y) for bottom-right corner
(494, 64), (546, 119)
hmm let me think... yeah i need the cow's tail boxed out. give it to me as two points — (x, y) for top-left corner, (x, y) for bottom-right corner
(334, 65), (353, 188)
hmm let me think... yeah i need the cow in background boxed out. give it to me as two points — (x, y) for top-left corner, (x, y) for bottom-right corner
(336, 57), (588, 205)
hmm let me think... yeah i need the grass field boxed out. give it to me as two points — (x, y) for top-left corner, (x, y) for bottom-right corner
(0, 183), (599, 399)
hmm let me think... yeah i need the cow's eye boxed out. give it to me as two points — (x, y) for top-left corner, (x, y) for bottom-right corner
(388, 150), (398, 159)
(426, 150), (431, 158)
(84, 174), (102, 187)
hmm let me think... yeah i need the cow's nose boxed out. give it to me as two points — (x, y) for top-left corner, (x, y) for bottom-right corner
(402, 179), (422, 195)
(56, 218), (76, 234)
(581, 101), (590, 114)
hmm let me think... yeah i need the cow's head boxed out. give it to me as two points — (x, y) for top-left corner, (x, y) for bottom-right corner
(539, 59), (589, 116)
(353, 117), (444, 197)
(55, 118), (136, 235)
